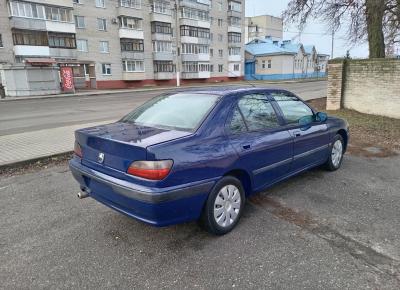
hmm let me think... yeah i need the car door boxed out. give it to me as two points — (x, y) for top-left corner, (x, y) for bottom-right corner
(270, 91), (330, 172)
(227, 93), (293, 192)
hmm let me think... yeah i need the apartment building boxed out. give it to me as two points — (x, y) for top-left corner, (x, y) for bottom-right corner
(245, 15), (283, 43)
(0, 0), (245, 90)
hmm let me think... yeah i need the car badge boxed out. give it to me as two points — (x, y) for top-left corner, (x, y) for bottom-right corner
(98, 152), (105, 164)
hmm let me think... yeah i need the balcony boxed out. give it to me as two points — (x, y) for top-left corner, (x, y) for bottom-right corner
(10, 17), (75, 33)
(122, 72), (145, 80)
(121, 51), (145, 60)
(151, 33), (173, 41)
(14, 45), (50, 57)
(154, 72), (174, 80)
(49, 48), (77, 59)
(180, 36), (210, 45)
(150, 12), (172, 23)
(153, 52), (174, 61)
(119, 28), (144, 39)
(180, 0), (210, 10)
(182, 71), (210, 79)
(227, 10), (241, 18)
(180, 18), (210, 29)
(228, 25), (241, 33)
(117, 6), (143, 19)
(181, 54), (210, 62)
(45, 21), (76, 33)
(228, 55), (241, 62)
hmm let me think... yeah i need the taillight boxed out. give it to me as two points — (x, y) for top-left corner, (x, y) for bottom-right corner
(74, 142), (83, 158)
(127, 160), (173, 180)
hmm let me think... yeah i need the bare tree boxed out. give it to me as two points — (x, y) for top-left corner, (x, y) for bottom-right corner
(283, 0), (400, 58)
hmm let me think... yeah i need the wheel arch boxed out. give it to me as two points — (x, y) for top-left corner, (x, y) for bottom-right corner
(223, 169), (253, 196)
(336, 129), (348, 152)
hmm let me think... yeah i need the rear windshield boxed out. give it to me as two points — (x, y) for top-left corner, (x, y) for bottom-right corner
(120, 93), (220, 131)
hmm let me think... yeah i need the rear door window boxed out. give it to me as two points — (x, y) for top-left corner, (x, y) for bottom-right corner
(271, 93), (313, 124)
(237, 94), (280, 131)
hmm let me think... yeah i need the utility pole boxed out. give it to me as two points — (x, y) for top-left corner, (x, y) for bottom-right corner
(174, 0), (181, 87)
(331, 29), (335, 59)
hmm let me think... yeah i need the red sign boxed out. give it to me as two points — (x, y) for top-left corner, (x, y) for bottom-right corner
(60, 66), (75, 92)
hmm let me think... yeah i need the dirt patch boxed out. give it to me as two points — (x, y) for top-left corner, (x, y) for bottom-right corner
(0, 153), (72, 177)
(249, 195), (314, 228)
(307, 98), (400, 158)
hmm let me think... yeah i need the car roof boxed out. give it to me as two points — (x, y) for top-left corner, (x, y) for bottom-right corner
(172, 86), (288, 96)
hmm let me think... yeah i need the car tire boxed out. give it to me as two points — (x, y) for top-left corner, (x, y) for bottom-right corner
(325, 134), (345, 171)
(200, 176), (245, 235)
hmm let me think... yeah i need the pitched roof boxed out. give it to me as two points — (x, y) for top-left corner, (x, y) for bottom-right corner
(245, 42), (297, 56)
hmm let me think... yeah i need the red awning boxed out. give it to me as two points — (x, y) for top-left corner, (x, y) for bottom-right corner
(25, 58), (57, 66)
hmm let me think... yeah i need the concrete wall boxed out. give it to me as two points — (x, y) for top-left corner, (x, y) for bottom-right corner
(0, 0), (14, 67)
(1, 65), (61, 97)
(326, 59), (400, 119)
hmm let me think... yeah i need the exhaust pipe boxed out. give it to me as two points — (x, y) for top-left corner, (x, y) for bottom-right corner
(77, 187), (90, 199)
(77, 191), (89, 199)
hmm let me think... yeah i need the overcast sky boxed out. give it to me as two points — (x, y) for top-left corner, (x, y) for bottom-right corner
(246, 0), (369, 58)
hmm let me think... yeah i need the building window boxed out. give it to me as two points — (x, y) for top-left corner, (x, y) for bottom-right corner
(228, 1), (241, 12)
(182, 61), (198, 73)
(95, 0), (105, 8)
(102, 63), (111, 75)
(181, 43), (209, 54)
(77, 39), (88, 52)
(181, 7), (209, 21)
(99, 41), (109, 53)
(233, 64), (240, 71)
(229, 47), (240, 55)
(218, 64), (223, 72)
(120, 0), (141, 9)
(268, 60), (272, 68)
(151, 21), (172, 34)
(10, 1), (72, 22)
(153, 41), (172, 52)
(228, 32), (241, 43)
(209, 48), (213, 56)
(218, 34), (223, 41)
(74, 15), (85, 28)
(122, 60), (144, 72)
(97, 18), (107, 30)
(180, 25), (210, 39)
(210, 64), (214, 72)
(152, 1), (170, 14)
(228, 16), (241, 27)
(119, 16), (143, 30)
(12, 29), (48, 46)
(73, 0), (81, 4)
(217, 1), (222, 11)
(121, 38), (144, 51)
(199, 63), (210, 72)
(218, 49), (223, 57)
(218, 19), (223, 27)
(48, 32), (76, 48)
(262, 60), (265, 69)
(154, 61), (174, 72)
(0, 34), (3, 48)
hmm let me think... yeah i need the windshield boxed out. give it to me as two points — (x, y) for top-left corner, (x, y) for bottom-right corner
(120, 93), (220, 131)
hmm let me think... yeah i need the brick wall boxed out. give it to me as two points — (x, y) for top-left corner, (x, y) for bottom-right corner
(327, 59), (400, 119)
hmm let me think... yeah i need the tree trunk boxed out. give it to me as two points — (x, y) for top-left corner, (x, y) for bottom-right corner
(365, 0), (386, 58)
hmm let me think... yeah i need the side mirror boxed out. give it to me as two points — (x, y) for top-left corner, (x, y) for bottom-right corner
(298, 115), (313, 128)
(315, 112), (328, 122)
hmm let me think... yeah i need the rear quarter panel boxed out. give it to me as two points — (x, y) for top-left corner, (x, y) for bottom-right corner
(147, 95), (241, 188)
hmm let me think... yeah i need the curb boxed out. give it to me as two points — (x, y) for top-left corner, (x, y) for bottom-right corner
(0, 78), (327, 102)
(0, 151), (73, 173)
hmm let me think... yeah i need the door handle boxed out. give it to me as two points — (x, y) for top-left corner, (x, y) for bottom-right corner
(242, 144), (251, 150)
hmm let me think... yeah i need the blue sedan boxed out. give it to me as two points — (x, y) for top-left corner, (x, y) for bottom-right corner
(70, 87), (349, 235)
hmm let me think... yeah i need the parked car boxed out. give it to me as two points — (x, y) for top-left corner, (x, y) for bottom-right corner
(70, 87), (349, 235)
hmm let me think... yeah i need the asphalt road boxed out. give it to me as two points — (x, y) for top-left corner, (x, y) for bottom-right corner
(1, 154), (399, 289)
(0, 81), (327, 136)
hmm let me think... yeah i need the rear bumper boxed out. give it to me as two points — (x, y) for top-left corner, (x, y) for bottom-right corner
(69, 158), (216, 226)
